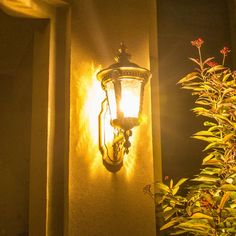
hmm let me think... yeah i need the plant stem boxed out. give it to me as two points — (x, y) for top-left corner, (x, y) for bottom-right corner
(198, 48), (203, 70)
(222, 55), (225, 66)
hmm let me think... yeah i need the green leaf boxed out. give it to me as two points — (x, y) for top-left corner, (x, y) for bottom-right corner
(193, 87), (206, 92)
(204, 121), (217, 127)
(172, 186), (179, 196)
(214, 114), (233, 126)
(230, 204), (236, 208)
(221, 184), (236, 191)
(202, 84), (218, 92)
(226, 80), (236, 87)
(224, 96), (236, 102)
(178, 72), (199, 84)
(230, 166), (236, 172)
(200, 167), (221, 175)
(224, 216), (236, 222)
(182, 85), (198, 90)
(224, 207), (236, 216)
(177, 220), (214, 232)
(219, 192), (231, 210)
(192, 175), (219, 183)
(191, 212), (213, 220)
(203, 142), (222, 151)
(202, 158), (223, 166)
(189, 57), (201, 65)
(208, 125), (222, 132)
(207, 65), (225, 73)
(222, 73), (231, 82)
(192, 107), (211, 115)
(164, 206), (172, 212)
(174, 178), (188, 188)
(222, 88), (235, 96)
(203, 57), (215, 65)
(195, 100), (211, 106)
(193, 135), (220, 143)
(194, 130), (214, 136)
(164, 208), (178, 221)
(156, 182), (170, 193)
(202, 153), (214, 164)
(170, 230), (187, 235)
(223, 133), (234, 142)
(160, 219), (178, 231)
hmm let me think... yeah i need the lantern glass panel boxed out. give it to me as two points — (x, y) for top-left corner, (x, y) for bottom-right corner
(119, 78), (142, 118)
(105, 81), (117, 120)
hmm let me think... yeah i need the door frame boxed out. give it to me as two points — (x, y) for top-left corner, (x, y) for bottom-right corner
(0, 1), (71, 235)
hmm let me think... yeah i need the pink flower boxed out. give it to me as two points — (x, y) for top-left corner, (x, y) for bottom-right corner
(220, 47), (230, 56)
(191, 38), (204, 48)
(164, 176), (169, 180)
(206, 61), (218, 67)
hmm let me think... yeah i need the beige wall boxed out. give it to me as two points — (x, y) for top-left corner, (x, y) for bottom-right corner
(69, 0), (156, 235)
(0, 1), (157, 235)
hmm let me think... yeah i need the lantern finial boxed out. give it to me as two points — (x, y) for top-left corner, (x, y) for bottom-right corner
(115, 41), (131, 64)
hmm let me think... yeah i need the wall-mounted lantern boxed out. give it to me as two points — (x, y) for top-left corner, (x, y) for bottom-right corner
(97, 42), (151, 172)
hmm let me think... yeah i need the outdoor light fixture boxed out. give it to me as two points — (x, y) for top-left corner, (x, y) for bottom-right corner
(97, 42), (151, 172)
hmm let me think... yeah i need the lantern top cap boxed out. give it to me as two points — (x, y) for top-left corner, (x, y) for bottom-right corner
(97, 42), (151, 82)
(109, 42), (140, 69)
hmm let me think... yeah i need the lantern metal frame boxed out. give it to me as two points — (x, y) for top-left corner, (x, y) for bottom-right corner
(97, 42), (151, 172)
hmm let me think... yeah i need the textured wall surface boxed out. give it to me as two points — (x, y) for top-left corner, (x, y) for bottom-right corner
(69, 0), (156, 235)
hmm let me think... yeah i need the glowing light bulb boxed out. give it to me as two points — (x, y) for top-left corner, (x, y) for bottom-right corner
(119, 78), (142, 118)
(120, 90), (140, 118)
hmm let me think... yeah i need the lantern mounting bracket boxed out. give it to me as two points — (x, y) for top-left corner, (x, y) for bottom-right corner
(98, 98), (132, 172)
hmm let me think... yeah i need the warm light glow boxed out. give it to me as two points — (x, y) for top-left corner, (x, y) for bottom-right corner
(80, 64), (118, 176)
(72, 63), (112, 177)
(82, 66), (103, 143)
(120, 79), (142, 118)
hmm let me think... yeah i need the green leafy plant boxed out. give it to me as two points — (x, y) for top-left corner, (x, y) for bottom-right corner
(145, 38), (236, 235)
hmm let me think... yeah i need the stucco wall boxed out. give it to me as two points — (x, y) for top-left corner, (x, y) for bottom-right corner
(69, 0), (156, 235)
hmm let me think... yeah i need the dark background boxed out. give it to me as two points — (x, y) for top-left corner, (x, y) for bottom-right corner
(157, 0), (235, 181)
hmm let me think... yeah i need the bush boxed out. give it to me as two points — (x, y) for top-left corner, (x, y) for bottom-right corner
(145, 39), (236, 236)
